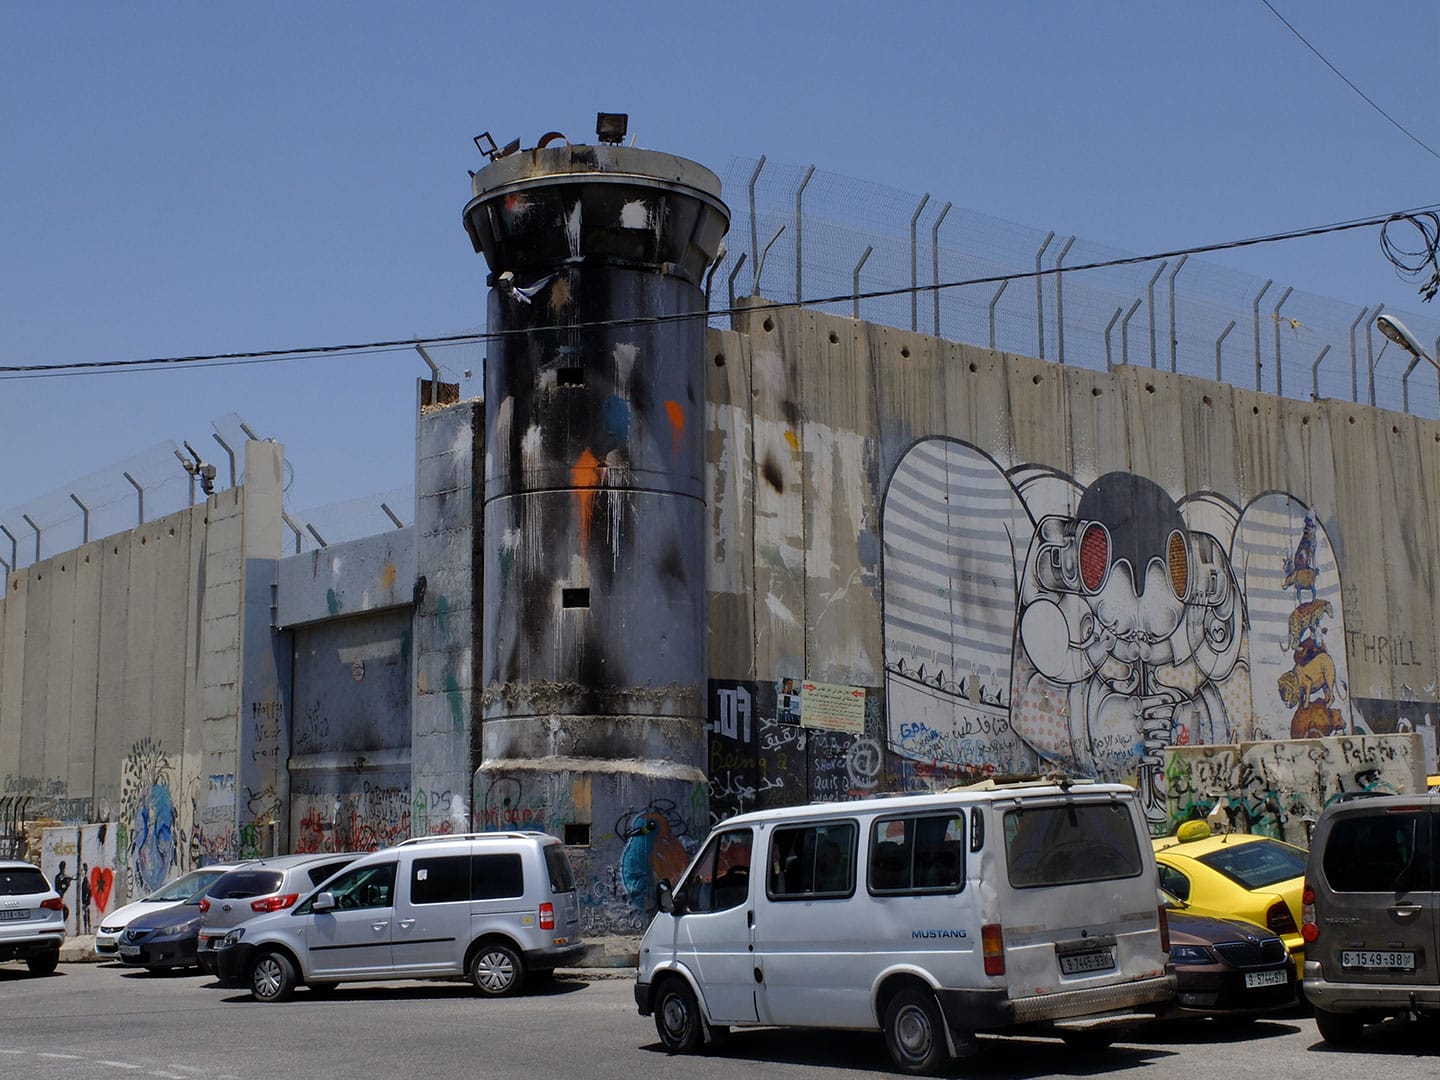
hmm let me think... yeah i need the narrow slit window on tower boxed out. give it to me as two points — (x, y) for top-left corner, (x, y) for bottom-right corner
(564, 823), (591, 846)
(557, 367), (585, 387)
(562, 587), (590, 609)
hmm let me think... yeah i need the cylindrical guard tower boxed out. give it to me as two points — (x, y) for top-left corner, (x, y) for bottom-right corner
(464, 137), (728, 932)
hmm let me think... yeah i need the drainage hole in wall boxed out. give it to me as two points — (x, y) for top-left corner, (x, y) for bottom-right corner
(562, 587), (590, 609)
(713, 353), (726, 367)
(828, 331), (839, 344)
(762, 317), (775, 332)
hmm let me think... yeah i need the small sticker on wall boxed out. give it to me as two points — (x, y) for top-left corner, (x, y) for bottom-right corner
(777, 677), (801, 724)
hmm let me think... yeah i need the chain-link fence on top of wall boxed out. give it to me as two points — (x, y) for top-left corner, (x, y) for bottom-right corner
(714, 156), (1440, 418)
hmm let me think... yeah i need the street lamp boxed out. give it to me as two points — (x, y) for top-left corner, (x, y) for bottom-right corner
(1377, 314), (1438, 413)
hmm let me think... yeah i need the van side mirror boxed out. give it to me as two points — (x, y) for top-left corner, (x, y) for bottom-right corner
(312, 891), (336, 912)
(656, 879), (685, 915)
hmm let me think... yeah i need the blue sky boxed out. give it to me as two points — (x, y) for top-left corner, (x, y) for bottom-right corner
(4, 2), (1439, 560)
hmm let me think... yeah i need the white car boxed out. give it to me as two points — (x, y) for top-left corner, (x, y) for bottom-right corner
(96, 865), (248, 957)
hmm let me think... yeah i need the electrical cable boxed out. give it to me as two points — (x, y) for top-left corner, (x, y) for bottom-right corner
(1260, 0), (1440, 163)
(3, 201), (1439, 379)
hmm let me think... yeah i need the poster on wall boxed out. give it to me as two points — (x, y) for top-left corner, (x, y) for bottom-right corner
(40, 824), (119, 937)
(800, 680), (866, 733)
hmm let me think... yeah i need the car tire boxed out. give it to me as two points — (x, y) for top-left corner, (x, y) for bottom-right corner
(654, 978), (704, 1055)
(26, 950), (59, 976)
(469, 941), (525, 997)
(1314, 1007), (1364, 1046)
(883, 988), (954, 1076)
(249, 950), (297, 1003)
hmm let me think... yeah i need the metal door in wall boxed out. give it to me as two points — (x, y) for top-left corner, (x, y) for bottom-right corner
(288, 608), (413, 853)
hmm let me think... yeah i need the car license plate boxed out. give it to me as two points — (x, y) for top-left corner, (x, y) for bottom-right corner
(119, 945), (141, 957)
(0, 909), (30, 921)
(1342, 950), (1415, 971)
(1059, 949), (1115, 975)
(1244, 968), (1288, 988)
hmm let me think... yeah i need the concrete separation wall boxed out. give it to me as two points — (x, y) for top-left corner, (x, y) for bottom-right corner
(704, 302), (1440, 832)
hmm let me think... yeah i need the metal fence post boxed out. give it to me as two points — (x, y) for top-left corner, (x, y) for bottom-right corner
(1273, 286), (1293, 398)
(1104, 307), (1123, 371)
(22, 514), (40, 563)
(416, 345), (440, 406)
(1347, 305), (1370, 404)
(727, 252), (747, 314)
(747, 155), (766, 294)
(1167, 253), (1188, 372)
(213, 434), (237, 489)
(853, 245), (874, 320)
(122, 472), (144, 526)
(795, 165), (815, 305)
(281, 513), (304, 555)
(0, 525), (16, 573)
(1034, 232), (1055, 358)
(1402, 352), (1421, 413)
(1216, 320), (1237, 382)
(69, 494), (90, 543)
(1311, 344), (1331, 401)
(931, 201), (952, 338)
(909, 193), (930, 332)
(1055, 236), (1075, 364)
(1366, 304), (1386, 406)
(1121, 298), (1144, 366)
(1146, 261), (1167, 369)
(988, 279), (1010, 350)
(755, 225), (785, 297)
(1251, 279), (1273, 391)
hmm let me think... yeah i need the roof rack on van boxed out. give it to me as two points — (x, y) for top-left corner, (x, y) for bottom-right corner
(945, 772), (1099, 792)
(394, 832), (551, 847)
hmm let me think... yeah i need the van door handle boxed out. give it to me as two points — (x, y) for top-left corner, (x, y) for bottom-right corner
(1390, 904), (1422, 918)
(399, 919), (416, 929)
(372, 921), (389, 932)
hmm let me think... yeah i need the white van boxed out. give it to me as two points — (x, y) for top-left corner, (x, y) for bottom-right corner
(212, 832), (584, 1001)
(634, 780), (1174, 1075)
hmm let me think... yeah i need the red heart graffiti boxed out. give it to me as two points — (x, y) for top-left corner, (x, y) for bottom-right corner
(89, 867), (114, 913)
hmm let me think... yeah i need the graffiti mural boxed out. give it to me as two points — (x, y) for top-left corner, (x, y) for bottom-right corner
(117, 737), (178, 897)
(40, 823), (118, 935)
(1163, 734), (1425, 846)
(616, 800), (694, 913)
(882, 440), (1353, 828)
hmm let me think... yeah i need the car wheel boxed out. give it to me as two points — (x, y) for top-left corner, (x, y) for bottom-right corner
(883, 988), (954, 1076)
(469, 942), (525, 997)
(249, 950), (297, 1003)
(1314, 1007), (1364, 1046)
(26, 950), (58, 976)
(654, 978), (704, 1055)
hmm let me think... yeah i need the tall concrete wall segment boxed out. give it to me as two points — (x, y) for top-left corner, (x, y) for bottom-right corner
(0, 440), (284, 902)
(704, 303), (1440, 835)
(411, 390), (481, 837)
(466, 142), (727, 931)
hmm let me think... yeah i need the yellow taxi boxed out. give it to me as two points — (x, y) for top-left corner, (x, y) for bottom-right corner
(1153, 821), (1307, 981)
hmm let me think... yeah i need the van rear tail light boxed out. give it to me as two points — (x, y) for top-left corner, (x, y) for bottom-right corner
(1265, 899), (1297, 936)
(1158, 904), (1170, 954)
(40, 897), (63, 912)
(539, 902), (555, 931)
(1301, 883), (1319, 943)
(198, 898), (211, 914)
(251, 893), (301, 914)
(981, 923), (1005, 976)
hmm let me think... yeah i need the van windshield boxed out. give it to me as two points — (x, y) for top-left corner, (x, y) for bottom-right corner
(1003, 802), (1143, 887)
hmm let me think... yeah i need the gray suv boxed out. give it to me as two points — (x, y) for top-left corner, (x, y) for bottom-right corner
(0, 861), (65, 975)
(213, 832), (584, 1001)
(1301, 791), (1439, 1045)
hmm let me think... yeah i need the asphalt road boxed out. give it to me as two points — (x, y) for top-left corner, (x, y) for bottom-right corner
(2, 961), (1436, 1079)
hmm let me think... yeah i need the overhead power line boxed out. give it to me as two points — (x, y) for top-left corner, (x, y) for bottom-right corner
(1260, 0), (1440, 162)
(3, 201), (1438, 380)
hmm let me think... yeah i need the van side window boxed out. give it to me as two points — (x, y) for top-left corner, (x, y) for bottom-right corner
(768, 822), (857, 900)
(869, 814), (965, 894)
(322, 862), (397, 910)
(412, 856), (470, 904)
(1003, 804), (1143, 887)
(1322, 813), (1424, 892)
(473, 853), (524, 900)
(677, 828), (752, 914)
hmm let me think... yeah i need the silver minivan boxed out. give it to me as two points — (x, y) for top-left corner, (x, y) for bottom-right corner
(635, 780), (1175, 1075)
(213, 832), (584, 1001)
